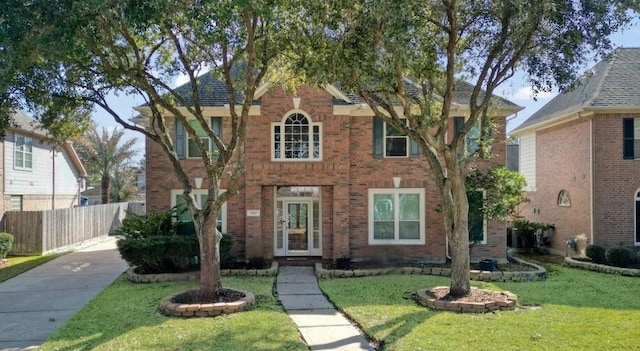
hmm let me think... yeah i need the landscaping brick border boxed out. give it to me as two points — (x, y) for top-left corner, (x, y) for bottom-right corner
(315, 257), (547, 282)
(564, 257), (640, 277)
(416, 286), (518, 313)
(0, 259), (7, 268)
(127, 261), (279, 283)
(159, 288), (255, 317)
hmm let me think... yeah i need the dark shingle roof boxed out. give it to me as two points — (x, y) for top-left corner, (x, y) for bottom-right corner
(332, 79), (519, 108)
(172, 74), (247, 106)
(511, 47), (640, 133)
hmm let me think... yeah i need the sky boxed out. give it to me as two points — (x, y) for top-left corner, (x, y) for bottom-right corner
(91, 19), (640, 156)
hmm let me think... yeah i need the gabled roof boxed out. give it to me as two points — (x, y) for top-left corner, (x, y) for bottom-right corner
(9, 110), (87, 178)
(511, 47), (640, 134)
(163, 73), (520, 113)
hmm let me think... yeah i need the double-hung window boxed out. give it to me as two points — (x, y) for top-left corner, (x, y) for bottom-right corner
(175, 117), (221, 159)
(453, 116), (480, 154)
(372, 118), (419, 158)
(272, 112), (322, 161)
(171, 189), (227, 233)
(369, 188), (425, 244)
(14, 134), (33, 170)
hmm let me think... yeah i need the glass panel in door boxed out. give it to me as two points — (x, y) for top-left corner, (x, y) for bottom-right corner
(286, 202), (309, 255)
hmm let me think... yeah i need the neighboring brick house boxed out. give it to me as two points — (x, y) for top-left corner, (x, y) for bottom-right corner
(0, 110), (86, 214)
(510, 47), (640, 253)
(141, 77), (521, 263)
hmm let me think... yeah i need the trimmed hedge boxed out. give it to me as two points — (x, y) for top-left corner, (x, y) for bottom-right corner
(605, 247), (631, 268)
(0, 232), (14, 259)
(585, 244), (606, 264)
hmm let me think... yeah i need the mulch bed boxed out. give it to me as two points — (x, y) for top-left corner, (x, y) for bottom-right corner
(172, 288), (246, 304)
(425, 286), (510, 304)
(323, 259), (534, 272)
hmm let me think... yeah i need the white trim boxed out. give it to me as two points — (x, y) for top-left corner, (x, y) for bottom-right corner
(14, 134), (33, 171)
(325, 84), (352, 103)
(368, 188), (425, 245)
(273, 186), (322, 256)
(170, 189), (227, 233)
(271, 110), (323, 161)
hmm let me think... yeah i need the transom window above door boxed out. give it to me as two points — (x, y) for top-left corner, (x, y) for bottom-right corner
(272, 112), (322, 161)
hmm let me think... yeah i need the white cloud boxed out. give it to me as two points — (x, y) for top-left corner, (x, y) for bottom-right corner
(509, 86), (557, 102)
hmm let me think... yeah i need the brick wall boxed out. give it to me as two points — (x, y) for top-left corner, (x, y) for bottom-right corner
(522, 118), (592, 250)
(592, 114), (640, 247)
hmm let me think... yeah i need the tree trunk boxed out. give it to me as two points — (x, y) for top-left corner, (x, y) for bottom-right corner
(442, 162), (471, 297)
(101, 174), (110, 204)
(196, 213), (223, 299)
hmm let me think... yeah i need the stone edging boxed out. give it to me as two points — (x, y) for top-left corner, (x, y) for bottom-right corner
(564, 257), (640, 277)
(416, 286), (518, 313)
(315, 257), (547, 282)
(159, 288), (255, 317)
(127, 261), (279, 283)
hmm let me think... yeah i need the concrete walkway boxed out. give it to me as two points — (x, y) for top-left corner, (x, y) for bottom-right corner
(0, 238), (128, 351)
(277, 267), (375, 351)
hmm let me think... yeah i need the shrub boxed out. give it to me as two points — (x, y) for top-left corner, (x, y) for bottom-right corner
(585, 244), (606, 263)
(247, 257), (271, 269)
(637, 250), (640, 263)
(605, 247), (632, 268)
(220, 234), (235, 268)
(113, 209), (174, 239)
(0, 232), (14, 259)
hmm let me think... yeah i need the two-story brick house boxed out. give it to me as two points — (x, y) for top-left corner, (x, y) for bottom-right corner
(511, 47), (640, 253)
(142, 76), (521, 263)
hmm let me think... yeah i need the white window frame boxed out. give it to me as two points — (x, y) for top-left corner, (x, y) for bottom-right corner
(271, 110), (322, 161)
(14, 134), (33, 170)
(171, 189), (227, 233)
(467, 188), (487, 244)
(368, 188), (425, 245)
(186, 119), (212, 159)
(384, 119), (409, 158)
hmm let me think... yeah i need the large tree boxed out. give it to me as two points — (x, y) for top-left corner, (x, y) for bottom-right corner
(293, 0), (638, 296)
(75, 124), (138, 204)
(0, 0), (287, 298)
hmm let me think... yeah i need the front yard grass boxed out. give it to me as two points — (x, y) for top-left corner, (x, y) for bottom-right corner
(319, 262), (640, 351)
(0, 254), (60, 283)
(38, 276), (306, 351)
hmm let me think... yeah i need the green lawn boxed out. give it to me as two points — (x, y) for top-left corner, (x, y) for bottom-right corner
(0, 254), (60, 282)
(319, 262), (640, 351)
(39, 276), (306, 351)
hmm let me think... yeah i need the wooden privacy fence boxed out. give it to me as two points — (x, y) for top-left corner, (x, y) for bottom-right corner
(2, 202), (146, 255)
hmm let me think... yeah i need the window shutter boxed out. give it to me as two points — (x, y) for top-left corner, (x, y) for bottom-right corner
(175, 120), (185, 159)
(623, 118), (634, 159)
(373, 117), (384, 158)
(454, 116), (465, 134)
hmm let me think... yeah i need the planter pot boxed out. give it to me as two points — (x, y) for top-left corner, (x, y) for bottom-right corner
(478, 259), (497, 272)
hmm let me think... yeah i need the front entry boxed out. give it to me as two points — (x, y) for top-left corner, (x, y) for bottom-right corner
(274, 186), (322, 256)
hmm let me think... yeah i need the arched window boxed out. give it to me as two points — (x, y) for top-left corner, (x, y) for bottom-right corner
(558, 190), (571, 207)
(272, 112), (322, 160)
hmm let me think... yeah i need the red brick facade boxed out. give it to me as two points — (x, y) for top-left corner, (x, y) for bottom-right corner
(521, 113), (640, 251)
(146, 85), (509, 262)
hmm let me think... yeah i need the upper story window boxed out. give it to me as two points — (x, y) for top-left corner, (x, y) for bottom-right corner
(623, 117), (640, 159)
(14, 134), (33, 170)
(272, 112), (322, 161)
(373, 118), (419, 159)
(175, 117), (221, 160)
(454, 116), (480, 154)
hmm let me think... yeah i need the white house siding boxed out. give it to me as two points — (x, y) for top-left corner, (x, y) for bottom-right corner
(519, 132), (536, 191)
(4, 131), (81, 206)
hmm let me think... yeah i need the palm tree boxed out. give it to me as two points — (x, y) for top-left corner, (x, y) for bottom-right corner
(75, 124), (139, 204)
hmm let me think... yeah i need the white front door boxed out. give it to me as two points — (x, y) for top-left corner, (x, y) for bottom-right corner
(274, 189), (322, 257)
